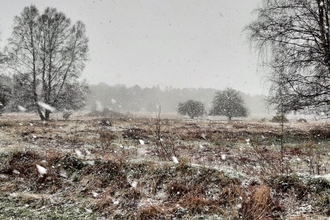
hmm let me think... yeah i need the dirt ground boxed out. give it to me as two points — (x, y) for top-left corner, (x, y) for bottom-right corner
(0, 112), (330, 219)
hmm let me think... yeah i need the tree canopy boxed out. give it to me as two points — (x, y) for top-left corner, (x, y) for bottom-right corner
(4, 5), (89, 120)
(247, 0), (330, 116)
(177, 99), (206, 119)
(209, 88), (248, 121)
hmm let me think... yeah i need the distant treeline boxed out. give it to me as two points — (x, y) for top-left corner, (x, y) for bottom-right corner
(86, 83), (270, 115)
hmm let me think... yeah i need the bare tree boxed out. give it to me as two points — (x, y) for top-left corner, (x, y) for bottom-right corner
(247, 0), (330, 116)
(209, 88), (248, 121)
(0, 48), (10, 115)
(5, 5), (89, 120)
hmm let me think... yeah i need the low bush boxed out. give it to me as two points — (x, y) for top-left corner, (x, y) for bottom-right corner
(87, 108), (126, 118)
(271, 115), (289, 123)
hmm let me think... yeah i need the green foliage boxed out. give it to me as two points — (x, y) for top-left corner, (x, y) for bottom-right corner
(209, 88), (248, 120)
(178, 100), (206, 119)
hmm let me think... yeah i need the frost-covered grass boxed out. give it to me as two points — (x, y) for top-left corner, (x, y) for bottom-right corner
(0, 113), (330, 219)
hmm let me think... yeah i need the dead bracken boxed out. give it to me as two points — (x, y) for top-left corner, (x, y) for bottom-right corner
(0, 113), (330, 219)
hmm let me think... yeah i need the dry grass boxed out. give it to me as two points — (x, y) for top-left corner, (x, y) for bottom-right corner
(136, 205), (165, 220)
(0, 113), (330, 219)
(240, 185), (272, 220)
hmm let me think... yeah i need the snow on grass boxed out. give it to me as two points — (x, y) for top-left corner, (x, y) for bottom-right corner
(75, 149), (83, 157)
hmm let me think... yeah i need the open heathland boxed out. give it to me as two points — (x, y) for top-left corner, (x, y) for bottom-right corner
(0, 113), (330, 219)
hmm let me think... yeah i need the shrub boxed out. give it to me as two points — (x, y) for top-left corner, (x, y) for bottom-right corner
(271, 115), (289, 123)
(209, 88), (248, 121)
(87, 108), (126, 118)
(297, 118), (307, 123)
(178, 100), (206, 119)
(62, 110), (73, 120)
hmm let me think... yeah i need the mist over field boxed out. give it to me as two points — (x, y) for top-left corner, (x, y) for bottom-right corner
(86, 83), (270, 117)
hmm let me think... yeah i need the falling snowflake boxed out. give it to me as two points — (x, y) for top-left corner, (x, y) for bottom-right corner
(37, 101), (56, 112)
(18, 106), (27, 112)
(36, 164), (47, 175)
(172, 156), (179, 164)
(131, 181), (138, 188)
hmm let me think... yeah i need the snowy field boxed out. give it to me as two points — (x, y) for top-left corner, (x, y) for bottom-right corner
(0, 112), (330, 219)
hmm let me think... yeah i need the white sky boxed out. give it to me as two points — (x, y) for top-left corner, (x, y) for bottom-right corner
(0, 0), (266, 95)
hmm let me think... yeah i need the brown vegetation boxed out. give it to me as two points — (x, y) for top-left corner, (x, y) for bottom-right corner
(0, 113), (330, 219)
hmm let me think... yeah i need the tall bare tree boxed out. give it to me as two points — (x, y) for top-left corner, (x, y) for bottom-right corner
(247, 0), (330, 116)
(5, 5), (89, 120)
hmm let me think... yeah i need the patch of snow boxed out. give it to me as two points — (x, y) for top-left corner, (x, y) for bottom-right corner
(85, 149), (91, 155)
(92, 191), (98, 197)
(137, 148), (148, 156)
(86, 161), (95, 166)
(0, 174), (9, 179)
(59, 170), (68, 178)
(75, 149), (83, 157)
(313, 173), (330, 181)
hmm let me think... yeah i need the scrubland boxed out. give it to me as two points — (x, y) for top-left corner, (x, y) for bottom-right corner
(0, 112), (330, 219)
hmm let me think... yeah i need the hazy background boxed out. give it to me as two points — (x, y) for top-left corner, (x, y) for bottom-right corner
(0, 0), (266, 96)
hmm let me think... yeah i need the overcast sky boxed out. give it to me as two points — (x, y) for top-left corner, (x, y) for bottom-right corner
(0, 0), (266, 95)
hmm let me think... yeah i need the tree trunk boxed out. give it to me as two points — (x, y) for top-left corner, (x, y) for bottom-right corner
(45, 110), (51, 120)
